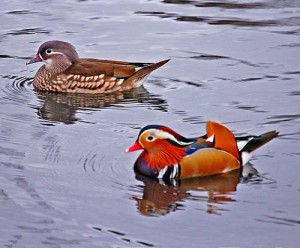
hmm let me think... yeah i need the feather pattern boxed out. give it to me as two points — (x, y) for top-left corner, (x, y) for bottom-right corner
(140, 141), (186, 171)
(127, 121), (278, 179)
(27, 40), (169, 93)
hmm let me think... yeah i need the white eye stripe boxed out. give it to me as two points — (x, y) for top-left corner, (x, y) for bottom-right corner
(140, 129), (193, 146)
(42, 50), (65, 56)
(47, 51), (64, 56)
(40, 51), (65, 64)
(155, 130), (193, 145)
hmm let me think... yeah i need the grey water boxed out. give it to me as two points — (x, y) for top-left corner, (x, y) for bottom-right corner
(0, 0), (299, 247)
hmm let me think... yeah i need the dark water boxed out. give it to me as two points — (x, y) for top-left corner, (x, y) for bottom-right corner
(1, 0), (299, 247)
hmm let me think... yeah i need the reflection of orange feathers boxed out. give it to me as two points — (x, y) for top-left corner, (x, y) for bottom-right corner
(206, 121), (240, 160)
(134, 170), (241, 216)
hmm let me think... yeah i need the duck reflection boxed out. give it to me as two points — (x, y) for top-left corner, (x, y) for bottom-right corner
(35, 86), (167, 124)
(133, 164), (258, 216)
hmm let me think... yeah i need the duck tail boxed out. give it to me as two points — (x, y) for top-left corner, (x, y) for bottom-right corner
(236, 130), (278, 165)
(122, 59), (170, 89)
(238, 131), (279, 153)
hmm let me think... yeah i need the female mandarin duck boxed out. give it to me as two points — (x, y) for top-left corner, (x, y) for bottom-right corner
(126, 121), (278, 179)
(27, 40), (169, 93)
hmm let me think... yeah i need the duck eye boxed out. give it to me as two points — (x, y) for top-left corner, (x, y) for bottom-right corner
(146, 135), (155, 142)
(45, 48), (53, 54)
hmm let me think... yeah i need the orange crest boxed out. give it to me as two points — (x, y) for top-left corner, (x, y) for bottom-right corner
(206, 121), (240, 160)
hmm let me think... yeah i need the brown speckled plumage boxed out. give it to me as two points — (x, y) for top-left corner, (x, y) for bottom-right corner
(27, 40), (169, 94)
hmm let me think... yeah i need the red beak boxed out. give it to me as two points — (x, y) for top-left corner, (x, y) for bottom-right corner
(27, 54), (42, 65)
(125, 141), (143, 153)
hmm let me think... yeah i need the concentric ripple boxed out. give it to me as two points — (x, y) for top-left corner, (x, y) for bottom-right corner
(0, 74), (34, 105)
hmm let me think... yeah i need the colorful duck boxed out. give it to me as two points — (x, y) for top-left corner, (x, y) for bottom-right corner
(126, 121), (278, 179)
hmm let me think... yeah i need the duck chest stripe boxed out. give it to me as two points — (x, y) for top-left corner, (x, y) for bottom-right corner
(157, 164), (181, 179)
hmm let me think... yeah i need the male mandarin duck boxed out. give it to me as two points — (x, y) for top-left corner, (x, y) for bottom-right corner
(27, 40), (169, 93)
(126, 121), (278, 179)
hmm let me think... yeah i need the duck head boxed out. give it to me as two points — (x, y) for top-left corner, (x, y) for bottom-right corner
(126, 125), (195, 175)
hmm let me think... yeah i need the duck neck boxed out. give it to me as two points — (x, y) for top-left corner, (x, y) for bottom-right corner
(45, 56), (73, 75)
(136, 144), (186, 174)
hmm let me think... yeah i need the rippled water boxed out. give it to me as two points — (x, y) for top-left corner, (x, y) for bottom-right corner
(0, 0), (299, 247)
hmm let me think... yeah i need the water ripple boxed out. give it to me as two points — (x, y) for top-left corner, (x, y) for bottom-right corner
(162, 0), (300, 9)
(136, 11), (277, 27)
(0, 75), (34, 105)
(257, 215), (300, 226)
(81, 152), (103, 173)
(92, 226), (156, 247)
(264, 114), (300, 124)
(7, 28), (50, 36)
(2, 74), (33, 90)
(77, 148), (124, 186)
(174, 50), (263, 68)
(6, 10), (38, 15)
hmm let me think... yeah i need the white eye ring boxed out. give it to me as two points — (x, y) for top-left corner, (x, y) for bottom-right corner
(146, 135), (155, 142)
(45, 48), (53, 54)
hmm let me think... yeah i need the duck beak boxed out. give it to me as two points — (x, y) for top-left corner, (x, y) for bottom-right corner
(27, 54), (42, 65)
(125, 142), (143, 153)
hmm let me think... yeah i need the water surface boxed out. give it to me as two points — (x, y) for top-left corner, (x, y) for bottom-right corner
(0, 0), (299, 247)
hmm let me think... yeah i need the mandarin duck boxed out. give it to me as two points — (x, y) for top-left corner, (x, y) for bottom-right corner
(27, 40), (169, 93)
(126, 121), (278, 179)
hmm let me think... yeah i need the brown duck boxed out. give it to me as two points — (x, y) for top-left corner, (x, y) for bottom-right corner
(27, 40), (169, 93)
